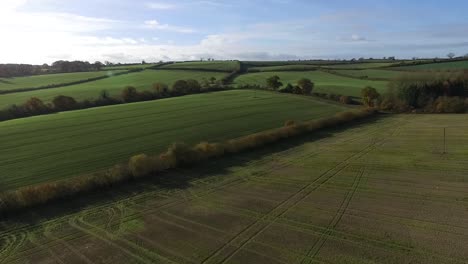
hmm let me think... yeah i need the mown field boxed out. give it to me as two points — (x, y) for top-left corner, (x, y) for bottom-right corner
(234, 71), (388, 97)
(102, 64), (157, 70)
(161, 61), (240, 72)
(3, 114), (468, 263)
(0, 70), (227, 109)
(0, 90), (348, 191)
(248, 65), (318, 72)
(0, 71), (121, 92)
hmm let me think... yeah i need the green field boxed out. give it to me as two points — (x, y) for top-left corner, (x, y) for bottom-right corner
(0, 90), (347, 191)
(393, 60), (468, 70)
(0, 71), (121, 92)
(0, 70), (227, 109)
(331, 69), (406, 80)
(161, 61), (240, 72)
(102, 64), (157, 70)
(234, 71), (388, 97)
(248, 65), (318, 72)
(322, 62), (396, 69)
(3, 114), (468, 263)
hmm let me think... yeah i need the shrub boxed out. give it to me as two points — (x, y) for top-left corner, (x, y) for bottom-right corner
(172, 80), (189, 94)
(361, 86), (380, 107)
(339, 96), (352, 104)
(279, 83), (294, 93)
(52, 95), (77, 111)
(23, 97), (49, 114)
(297, 78), (314, 95)
(121, 86), (139, 102)
(266, 75), (282, 90)
(153, 82), (169, 95)
(186, 79), (202, 93)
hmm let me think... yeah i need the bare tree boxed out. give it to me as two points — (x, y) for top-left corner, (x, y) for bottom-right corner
(447, 52), (456, 59)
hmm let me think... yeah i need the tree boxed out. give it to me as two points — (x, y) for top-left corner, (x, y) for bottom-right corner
(266, 75), (282, 90)
(121, 86), (139, 102)
(361, 86), (380, 107)
(172, 80), (189, 94)
(297, 78), (314, 95)
(24, 97), (49, 114)
(186, 79), (201, 93)
(52, 95), (77, 110)
(99, 89), (110, 100)
(279, 83), (294, 93)
(94, 61), (104, 71)
(153, 82), (169, 95)
(447, 52), (456, 59)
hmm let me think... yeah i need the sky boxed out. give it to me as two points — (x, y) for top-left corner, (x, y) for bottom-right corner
(1, 0), (468, 64)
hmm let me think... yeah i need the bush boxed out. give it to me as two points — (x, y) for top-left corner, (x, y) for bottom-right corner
(361, 87), (380, 107)
(297, 78), (314, 95)
(339, 96), (352, 104)
(121, 86), (139, 102)
(52, 95), (77, 111)
(153, 82), (169, 95)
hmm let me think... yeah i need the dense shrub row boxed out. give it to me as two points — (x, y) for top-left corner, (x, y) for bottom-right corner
(377, 71), (468, 113)
(0, 109), (377, 214)
(0, 79), (227, 122)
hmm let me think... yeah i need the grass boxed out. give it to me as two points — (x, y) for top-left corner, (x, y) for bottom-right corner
(322, 62), (397, 69)
(0, 69), (227, 109)
(102, 64), (157, 70)
(0, 71), (122, 92)
(3, 114), (468, 263)
(248, 65), (318, 72)
(0, 89), (348, 191)
(160, 61), (240, 72)
(234, 71), (388, 97)
(330, 69), (406, 80)
(392, 60), (468, 70)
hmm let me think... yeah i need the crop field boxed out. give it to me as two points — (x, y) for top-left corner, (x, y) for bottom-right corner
(0, 71), (121, 92)
(392, 60), (468, 71)
(3, 114), (468, 263)
(0, 90), (347, 191)
(161, 61), (240, 72)
(330, 69), (405, 80)
(234, 71), (388, 97)
(0, 70), (227, 109)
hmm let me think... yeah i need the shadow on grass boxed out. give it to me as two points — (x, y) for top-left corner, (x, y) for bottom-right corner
(2, 114), (387, 226)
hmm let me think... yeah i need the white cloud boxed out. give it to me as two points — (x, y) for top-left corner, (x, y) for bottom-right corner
(143, 20), (195, 33)
(146, 2), (177, 10)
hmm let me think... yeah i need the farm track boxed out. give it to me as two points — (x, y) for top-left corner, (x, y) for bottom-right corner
(2, 115), (468, 263)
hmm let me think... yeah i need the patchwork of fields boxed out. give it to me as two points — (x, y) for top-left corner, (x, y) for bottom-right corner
(234, 70), (388, 97)
(3, 114), (468, 263)
(0, 70), (227, 109)
(0, 90), (347, 191)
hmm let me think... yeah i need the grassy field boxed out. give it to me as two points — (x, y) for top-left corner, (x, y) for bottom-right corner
(248, 65), (318, 72)
(322, 62), (397, 69)
(0, 70), (227, 109)
(3, 114), (468, 263)
(0, 71), (121, 92)
(392, 60), (468, 70)
(161, 61), (240, 72)
(0, 90), (347, 191)
(330, 69), (405, 80)
(234, 71), (388, 97)
(102, 64), (157, 70)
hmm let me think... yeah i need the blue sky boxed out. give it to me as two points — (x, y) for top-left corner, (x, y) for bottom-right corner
(1, 0), (468, 64)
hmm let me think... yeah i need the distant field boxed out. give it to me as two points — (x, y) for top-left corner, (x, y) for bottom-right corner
(331, 69), (405, 80)
(393, 60), (468, 70)
(248, 65), (318, 72)
(0, 71), (120, 92)
(0, 90), (348, 191)
(5, 114), (468, 264)
(161, 61), (240, 72)
(0, 70), (227, 109)
(234, 71), (388, 97)
(102, 64), (157, 70)
(322, 62), (396, 69)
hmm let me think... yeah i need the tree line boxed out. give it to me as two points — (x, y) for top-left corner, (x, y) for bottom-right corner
(0, 60), (105, 78)
(0, 78), (225, 122)
(361, 71), (468, 113)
